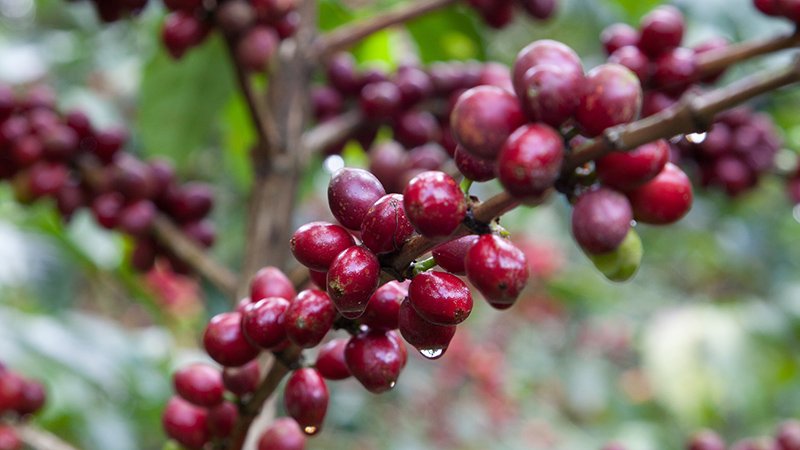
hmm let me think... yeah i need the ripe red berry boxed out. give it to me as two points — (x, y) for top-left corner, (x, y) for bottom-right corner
(161, 396), (210, 450)
(776, 419), (800, 450)
(432, 235), (479, 276)
(117, 200), (157, 236)
(570, 187), (633, 254)
(208, 400), (238, 438)
(328, 167), (386, 231)
(315, 339), (351, 380)
(326, 246), (381, 319)
(283, 368), (328, 435)
(27, 161), (68, 198)
(360, 194), (415, 254)
(359, 81), (402, 118)
(575, 63), (642, 137)
(403, 171), (466, 240)
(283, 290), (336, 348)
(608, 45), (650, 83)
(0, 371), (24, 413)
(291, 221), (356, 271)
(242, 297), (291, 349)
(397, 298), (456, 359)
(454, 145), (496, 182)
(464, 234), (529, 309)
(626, 162), (693, 225)
(450, 85), (526, 160)
(600, 23), (640, 56)
(203, 312), (260, 367)
(0, 426), (20, 450)
(394, 110), (441, 149)
(222, 360), (261, 397)
(496, 123), (564, 203)
(637, 5), (685, 57)
(345, 329), (406, 394)
(360, 281), (407, 330)
(595, 139), (669, 191)
(754, 0), (781, 16)
(518, 63), (583, 128)
(15, 379), (46, 416)
(236, 26), (279, 73)
(91, 191), (125, 229)
(650, 47), (698, 95)
(688, 429), (726, 450)
(162, 11), (208, 60)
(258, 417), (306, 450)
(408, 271), (472, 326)
(251, 266), (296, 302)
(171, 182), (214, 223)
(512, 39), (583, 101)
(173, 363), (225, 407)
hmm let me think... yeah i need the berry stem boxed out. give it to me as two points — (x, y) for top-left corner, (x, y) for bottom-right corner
(563, 55), (800, 173)
(12, 424), (82, 450)
(696, 27), (800, 78)
(460, 178), (473, 197)
(411, 256), (438, 277)
(317, 0), (460, 54)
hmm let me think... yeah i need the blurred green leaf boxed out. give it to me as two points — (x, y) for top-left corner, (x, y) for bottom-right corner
(406, 6), (485, 62)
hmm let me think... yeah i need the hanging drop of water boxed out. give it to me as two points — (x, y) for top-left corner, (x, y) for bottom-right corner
(304, 426), (318, 435)
(389, 381), (396, 388)
(419, 348), (443, 359)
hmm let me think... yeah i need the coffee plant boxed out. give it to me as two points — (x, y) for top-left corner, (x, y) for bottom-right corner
(4, 0), (800, 449)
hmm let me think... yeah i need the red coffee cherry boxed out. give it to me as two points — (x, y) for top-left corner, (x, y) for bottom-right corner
(161, 396), (210, 450)
(171, 182), (214, 223)
(326, 246), (381, 319)
(595, 139), (669, 191)
(776, 419), (800, 450)
(432, 235), (479, 276)
(93, 127), (128, 164)
(518, 63), (583, 128)
(626, 162), (693, 225)
(258, 417), (306, 450)
(575, 63), (642, 138)
(650, 47), (698, 95)
(454, 145), (496, 182)
(360, 194), (414, 255)
(570, 187), (633, 255)
(251, 266), (296, 302)
(345, 329), (406, 394)
(283, 368), (328, 435)
(328, 167), (386, 231)
(222, 360), (260, 397)
(291, 221), (355, 271)
(408, 271), (472, 326)
(360, 281), (407, 330)
(11, 135), (43, 167)
(395, 66), (434, 107)
(203, 312), (260, 367)
(464, 234), (529, 309)
(403, 171), (466, 240)
(359, 81), (402, 118)
(316, 339), (351, 380)
(91, 191), (125, 229)
(688, 429), (726, 450)
(27, 161), (68, 199)
(512, 39), (583, 100)
(0, 425), (20, 450)
(0, 371), (24, 413)
(117, 200), (157, 236)
(754, 0), (781, 16)
(450, 85), (526, 160)
(308, 269), (327, 289)
(161, 11), (208, 60)
(173, 363), (225, 407)
(242, 297), (291, 349)
(397, 298), (456, 359)
(394, 110), (441, 149)
(608, 45), (650, 83)
(284, 290), (336, 348)
(208, 400), (238, 438)
(637, 5), (685, 57)
(16, 379), (46, 416)
(600, 23), (640, 55)
(236, 26), (279, 73)
(496, 123), (564, 203)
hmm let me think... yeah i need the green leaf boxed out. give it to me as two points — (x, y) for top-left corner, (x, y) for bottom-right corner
(318, 0), (355, 31)
(406, 6), (485, 63)
(220, 94), (256, 192)
(138, 34), (235, 166)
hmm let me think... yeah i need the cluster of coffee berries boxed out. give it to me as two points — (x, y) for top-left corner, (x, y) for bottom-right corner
(66, 0), (148, 22)
(0, 84), (216, 276)
(464, 0), (556, 28)
(753, 0), (800, 24)
(162, 0), (298, 65)
(675, 106), (781, 197)
(599, 6), (729, 118)
(0, 362), (47, 450)
(606, 419), (800, 450)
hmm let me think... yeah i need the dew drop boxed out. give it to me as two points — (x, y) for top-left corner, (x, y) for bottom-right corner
(304, 426), (318, 435)
(419, 348), (443, 359)
(686, 132), (706, 144)
(389, 381), (396, 388)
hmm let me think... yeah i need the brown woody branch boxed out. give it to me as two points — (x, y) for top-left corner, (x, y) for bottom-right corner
(696, 28), (800, 77)
(13, 424), (81, 450)
(301, 110), (367, 156)
(318, 0), (460, 55)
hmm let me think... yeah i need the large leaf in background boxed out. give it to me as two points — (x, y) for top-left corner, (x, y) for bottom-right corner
(139, 34), (234, 166)
(606, 0), (664, 19)
(318, 0), (355, 31)
(406, 6), (485, 62)
(220, 94), (255, 192)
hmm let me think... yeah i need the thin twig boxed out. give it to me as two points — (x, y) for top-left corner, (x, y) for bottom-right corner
(318, 0), (460, 54)
(13, 424), (81, 450)
(301, 110), (366, 156)
(696, 28), (800, 77)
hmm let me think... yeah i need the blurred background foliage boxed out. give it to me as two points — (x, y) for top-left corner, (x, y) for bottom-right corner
(2, 0), (800, 449)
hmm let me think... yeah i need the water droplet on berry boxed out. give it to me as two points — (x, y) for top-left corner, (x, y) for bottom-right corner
(686, 132), (706, 144)
(304, 426), (318, 435)
(389, 381), (396, 388)
(419, 348), (443, 359)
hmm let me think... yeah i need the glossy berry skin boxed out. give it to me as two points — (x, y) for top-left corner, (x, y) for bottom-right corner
(173, 363), (225, 407)
(316, 339), (351, 380)
(283, 368), (328, 435)
(345, 329), (406, 394)
(518, 63), (583, 127)
(409, 271), (472, 326)
(203, 312), (260, 367)
(208, 401), (238, 438)
(326, 246), (381, 319)
(251, 266), (296, 302)
(161, 396), (209, 450)
(222, 360), (260, 397)
(595, 139), (669, 191)
(626, 162), (693, 225)
(328, 167), (386, 231)
(284, 290), (336, 348)
(454, 145), (496, 182)
(464, 234), (529, 309)
(496, 123), (564, 203)
(291, 222), (356, 271)
(600, 23), (640, 55)
(432, 235), (479, 276)
(637, 5), (684, 57)
(397, 298), (456, 359)
(360, 281), (407, 330)
(608, 45), (650, 83)
(403, 171), (466, 240)
(512, 39), (583, 100)
(360, 194), (414, 254)
(258, 418), (306, 450)
(242, 297), (291, 349)
(450, 85), (526, 160)
(570, 187), (633, 255)
(650, 47), (697, 95)
(575, 63), (642, 138)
